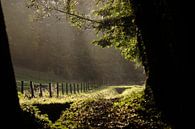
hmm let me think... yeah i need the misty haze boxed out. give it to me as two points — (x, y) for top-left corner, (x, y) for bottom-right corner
(3, 0), (145, 85)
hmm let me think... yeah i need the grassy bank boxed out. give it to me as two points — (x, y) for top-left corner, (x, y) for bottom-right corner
(19, 85), (170, 129)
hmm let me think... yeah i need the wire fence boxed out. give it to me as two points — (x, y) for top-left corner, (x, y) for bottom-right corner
(17, 80), (104, 98)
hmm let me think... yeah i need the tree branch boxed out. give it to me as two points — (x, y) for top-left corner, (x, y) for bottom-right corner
(53, 8), (101, 24)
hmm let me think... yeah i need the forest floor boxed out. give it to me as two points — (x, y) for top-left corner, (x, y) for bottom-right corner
(19, 85), (171, 129)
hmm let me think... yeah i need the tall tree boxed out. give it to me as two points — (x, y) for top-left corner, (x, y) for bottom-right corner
(0, 0), (22, 127)
(131, 0), (190, 128)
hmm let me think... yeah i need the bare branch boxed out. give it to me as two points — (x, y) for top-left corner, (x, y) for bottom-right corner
(53, 8), (101, 23)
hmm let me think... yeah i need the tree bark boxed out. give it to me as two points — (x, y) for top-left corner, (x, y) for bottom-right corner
(131, 0), (190, 128)
(0, 1), (23, 128)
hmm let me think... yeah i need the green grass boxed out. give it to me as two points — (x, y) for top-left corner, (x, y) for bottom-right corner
(19, 85), (141, 104)
(19, 85), (171, 129)
(14, 66), (64, 83)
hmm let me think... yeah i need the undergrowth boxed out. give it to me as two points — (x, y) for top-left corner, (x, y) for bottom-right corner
(19, 85), (171, 129)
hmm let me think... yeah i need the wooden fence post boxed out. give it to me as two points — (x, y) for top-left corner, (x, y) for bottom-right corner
(62, 83), (64, 95)
(66, 83), (68, 94)
(85, 82), (87, 92)
(88, 82), (90, 90)
(70, 83), (72, 94)
(83, 83), (84, 92)
(77, 83), (79, 93)
(21, 80), (24, 94)
(81, 83), (83, 93)
(80, 82), (83, 93)
(90, 82), (92, 90)
(87, 82), (89, 91)
(39, 83), (43, 97)
(49, 83), (52, 98)
(84, 83), (86, 92)
(30, 81), (35, 98)
(57, 82), (59, 97)
(73, 83), (76, 94)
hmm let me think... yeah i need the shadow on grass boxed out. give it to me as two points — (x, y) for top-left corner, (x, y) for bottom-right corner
(115, 88), (128, 94)
(34, 102), (73, 122)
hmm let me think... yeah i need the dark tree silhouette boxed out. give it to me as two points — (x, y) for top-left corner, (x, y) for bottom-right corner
(0, 1), (23, 128)
(131, 0), (190, 128)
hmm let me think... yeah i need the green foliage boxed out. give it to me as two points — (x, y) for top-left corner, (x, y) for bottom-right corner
(19, 85), (170, 129)
(18, 92), (24, 99)
(26, 0), (142, 63)
(55, 86), (169, 129)
(92, 0), (141, 62)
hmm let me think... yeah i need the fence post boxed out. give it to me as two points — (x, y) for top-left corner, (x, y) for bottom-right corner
(21, 81), (24, 94)
(85, 82), (87, 92)
(49, 83), (52, 98)
(66, 83), (68, 94)
(87, 82), (89, 91)
(30, 81), (34, 98)
(70, 83), (72, 94)
(80, 83), (82, 93)
(92, 82), (94, 90)
(83, 83), (85, 92)
(39, 83), (43, 97)
(73, 83), (76, 94)
(77, 83), (79, 93)
(62, 83), (64, 95)
(57, 82), (59, 97)
(84, 83), (86, 92)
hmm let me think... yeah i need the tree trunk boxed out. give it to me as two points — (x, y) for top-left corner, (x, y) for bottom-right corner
(0, 1), (23, 127)
(131, 0), (190, 128)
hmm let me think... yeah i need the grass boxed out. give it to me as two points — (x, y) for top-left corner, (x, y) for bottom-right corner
(19, 85), (140, 104)
(14, 66), (64, 83)
(19, 85), (171, 129)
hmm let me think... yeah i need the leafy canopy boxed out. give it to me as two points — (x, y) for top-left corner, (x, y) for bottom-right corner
(26, 0), (141, 63)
